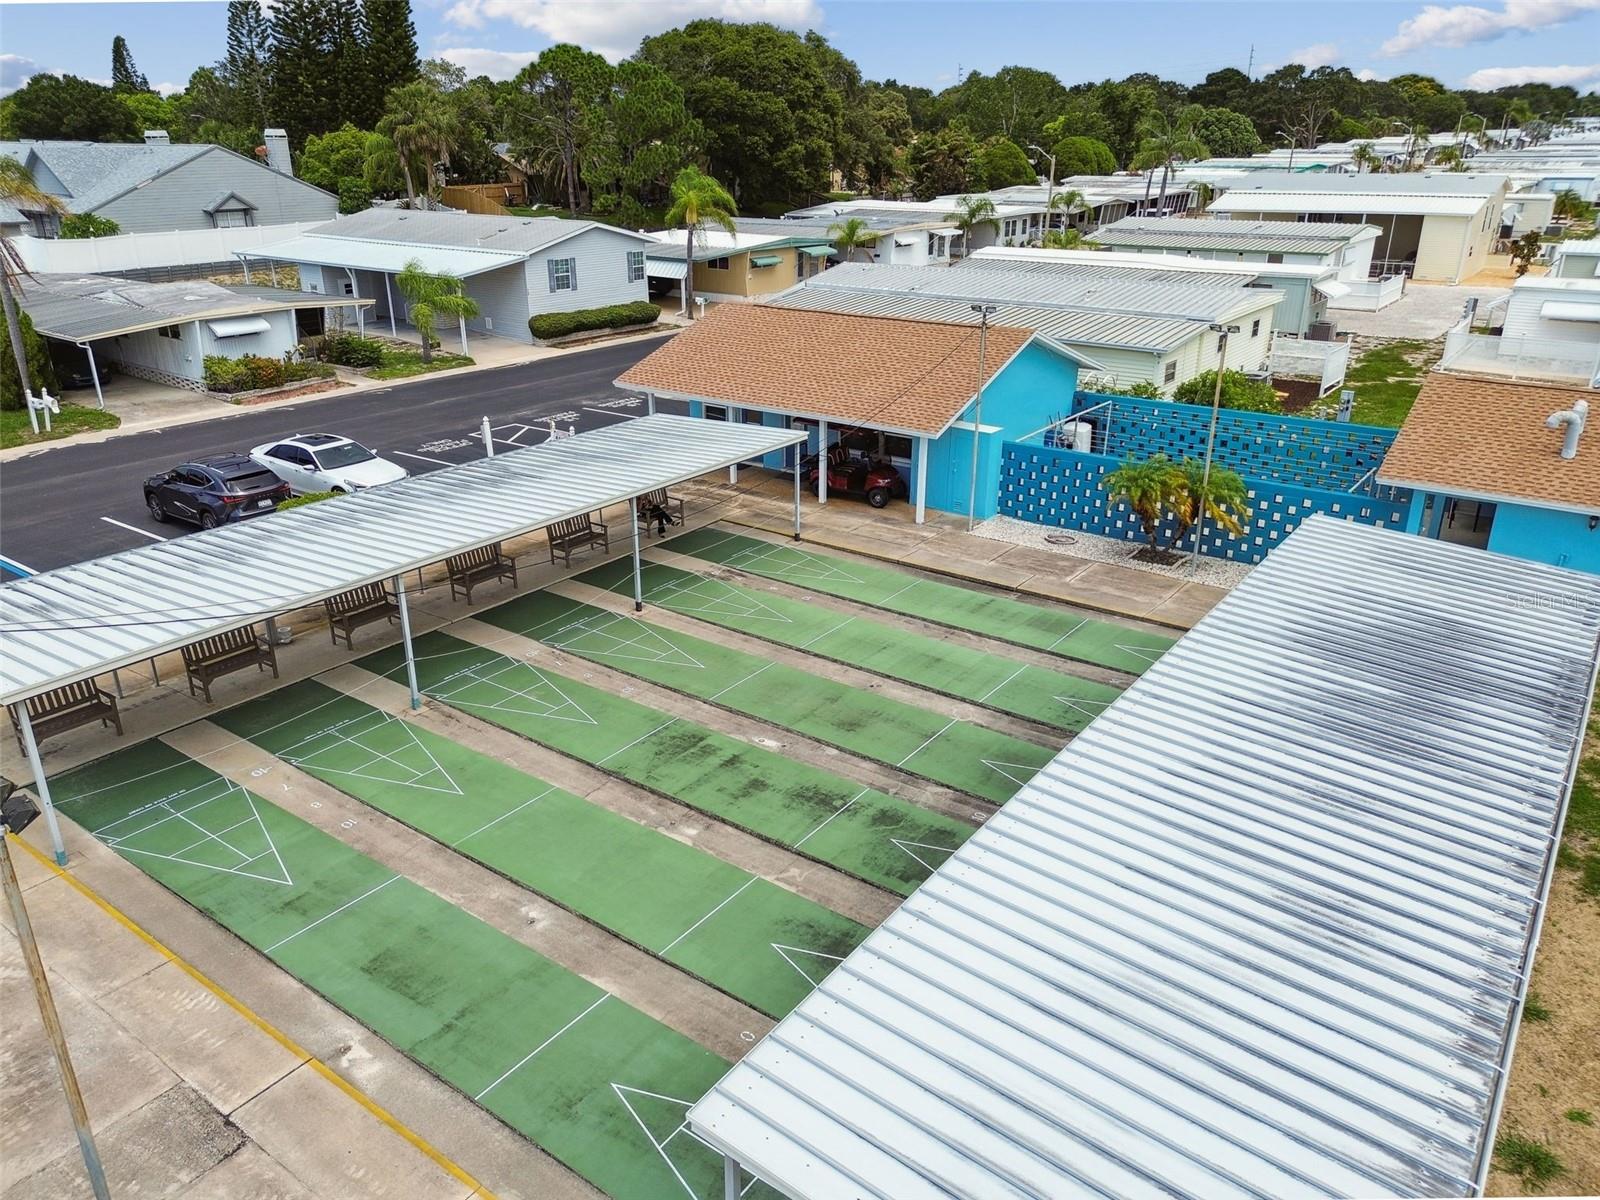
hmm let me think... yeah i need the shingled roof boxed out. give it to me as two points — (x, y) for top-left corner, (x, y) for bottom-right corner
(615, 305), (1049, 437)
(1379, 374), (1599, 514)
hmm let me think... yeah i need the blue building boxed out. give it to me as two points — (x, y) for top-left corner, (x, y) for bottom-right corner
(1379, 374), (1599, 574)
(615, 303), (1096, 522)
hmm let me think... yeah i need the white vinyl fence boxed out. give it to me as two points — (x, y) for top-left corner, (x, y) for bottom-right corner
(1328, 275), (1406, 312)
(1269, 333), (1352, 395)
(12, 223), (324, 276)
(1440, 325), (1600, 386)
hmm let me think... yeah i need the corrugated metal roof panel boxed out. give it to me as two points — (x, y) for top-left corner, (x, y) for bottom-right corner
(690, 516), (1600, 1200)
(0, 415), (804, 704)
(1091, 216), (1380, 255)
(1209, 191), (1492, 217)
(239, 232), (528, 278)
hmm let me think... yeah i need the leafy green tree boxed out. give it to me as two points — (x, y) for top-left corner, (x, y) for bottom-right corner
(361, 131), (407, 196)
(931, 66), (1068, 152)
(1131, 105), (1208, 213)
(1041, 228), (1085, 248)
(976, 138), (1035, 189)
(665, 166), (737, 314)
(855, 86), (912, 193)
(394, 258), (478, 362)
(1090, 79), (1158, 167)
(60, 213), (120, 238)
(1510, 231), (1544, 276)
(1192, 107), (1259, 157)
(337, 178), (373, 214)
(111, 35), (150, 93)
(299, 124), (372, 193)
(583, 61), (702, 223)
(1554, 188), (1594, 221)
(908, 123), (977, 200)
(1172, 369), (1282, 413)
(1173, 457), (1250, 548)
(8, 74), (140, 141)
(223, 0), (273, 131)
(951, 195), (999, 254)
(378, 79), (465, 201)
(0, 308), (56, 413)
(1189, 68), (1253, 113)
(118, 91), (187, 139)
(1350, 141), (1382, 173)
(0, 159), (64, 411)
(509, 44), (612, 215)
(354, 0), (419, 129)
(828, 216), (876, 263)
(1100, 454), (1186, 550)
(269, 0), (340, 144)
(1049, 135), (1116, 177)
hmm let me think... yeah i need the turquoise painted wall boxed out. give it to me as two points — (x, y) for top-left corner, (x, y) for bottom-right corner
(1488, 503), (1600, 573)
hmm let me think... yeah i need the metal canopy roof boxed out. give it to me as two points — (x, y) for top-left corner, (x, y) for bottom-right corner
(0, 415), (803, 705)
(238, 233), (529, 278)
(689, 516), (1600, 1200)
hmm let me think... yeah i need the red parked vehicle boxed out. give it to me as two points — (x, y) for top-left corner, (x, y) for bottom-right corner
(803, 442), (908, 508)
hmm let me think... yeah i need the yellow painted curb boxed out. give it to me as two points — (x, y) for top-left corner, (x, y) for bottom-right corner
(10, 833), (497, 1200)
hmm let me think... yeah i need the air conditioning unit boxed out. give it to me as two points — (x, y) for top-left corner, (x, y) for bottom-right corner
(1307, 321), (1335, 341)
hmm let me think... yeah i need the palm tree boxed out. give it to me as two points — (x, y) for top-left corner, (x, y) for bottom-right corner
(0, 159), (65, 409)
(1132, 106), (1209, 216)
(1350, 142), (1382, 174)
(1041, 227), (1085, 249)
(952, 195), (999, 255)
(1554, 188), (1593, 221)
(1401, 123), (1432, 172)
(664, 166), (737, 317)
(1173, 458), (1249, 550)
(1045, 187), (1087, 236)
(378, 81), (463, 205)
(1100, 453), (1187, 551)
(395, 259), (480, 362)
(827, 216), (876, 264)
(1432, 144), (1466, 171)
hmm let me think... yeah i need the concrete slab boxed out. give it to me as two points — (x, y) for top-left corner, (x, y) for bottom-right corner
(231, 1065), (473, 1200)
(0, 873), (165, 1000)
(179, 1141), (316, 1200)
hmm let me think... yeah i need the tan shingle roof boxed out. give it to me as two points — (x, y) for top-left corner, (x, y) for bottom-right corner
(615, 304), (1035, 436)
(1379, 374), (1600, 514)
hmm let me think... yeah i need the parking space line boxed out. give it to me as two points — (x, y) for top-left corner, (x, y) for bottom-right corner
(394, 451), (456, 467)
(101, 516), (166, 541)
(582, 407), (637, 421)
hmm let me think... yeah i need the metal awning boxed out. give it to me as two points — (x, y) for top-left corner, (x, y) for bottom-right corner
(0, 414), (804, 706)
(798, 245), (833, 258)
(1312, 277), (1352, 299)
(646, 258), (689, 280)
(207, 316), (273, 337)
(238, 234), (527, 279)
(893, 236), (917, 247)
(750, 254), (782, 267)
(1540, 299), (1600, 322)
(690, 515), (1600, 1200)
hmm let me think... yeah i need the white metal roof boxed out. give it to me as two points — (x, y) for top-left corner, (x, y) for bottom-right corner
(968, 246), (1341, 283)
(689, 515), (1600, 1200)
(0, 415), (803, 705)
(237, 232), (528, 278)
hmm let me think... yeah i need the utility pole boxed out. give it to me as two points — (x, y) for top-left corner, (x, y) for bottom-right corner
(966, 304), (996, 532)
(1246, 44), (1254, 79)
(1189, 323), (1240, 572)
(1028, 144), (1057, 238)
(1, 781), (112, 1200)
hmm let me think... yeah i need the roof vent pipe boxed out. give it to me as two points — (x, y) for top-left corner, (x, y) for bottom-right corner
(1546, 397), (1588, 460)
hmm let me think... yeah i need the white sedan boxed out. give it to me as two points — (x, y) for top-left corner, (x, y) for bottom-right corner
(249, 434), (408, 495)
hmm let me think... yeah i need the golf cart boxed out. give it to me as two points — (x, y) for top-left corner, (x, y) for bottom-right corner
(803, 433), (908, 508)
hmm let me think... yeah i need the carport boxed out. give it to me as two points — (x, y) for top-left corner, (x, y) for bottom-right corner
(0, 414), (806, 864)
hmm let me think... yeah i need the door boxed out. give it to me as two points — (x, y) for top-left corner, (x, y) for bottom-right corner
(161, 467), (211, 523)
(1437, 498), (1496, 549)
(264, 444), (314, 492)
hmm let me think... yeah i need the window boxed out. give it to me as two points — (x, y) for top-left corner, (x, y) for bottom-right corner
(24, 210), (61, 238)
(707, 257), (730, 270)
(1251, 319), (1261, 337)
(1163, 361), (1178, 384)
(627, 250), (645, 282)
(1266, 252), (1284, 264)
(548, 257), (576, 292)
(742, 409), (765, 424)
(158, 325), (182, 340)
(341, 281), (355, 296)
(703, 405), (727, 421)
(882, 434), (913, 460)
(211, 208), (253, 229)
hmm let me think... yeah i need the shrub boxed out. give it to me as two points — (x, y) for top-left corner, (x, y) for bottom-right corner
(203, 354), (333, 393)
(60, 212), (121, 239)
(319, 333), (385, 368)
(1172, 369), (1282, 414)
(278, 490), (338, 511)
(1109, 380), (1166, 399)
(1, 309), (58, 411)
(530, 300), (660, 341)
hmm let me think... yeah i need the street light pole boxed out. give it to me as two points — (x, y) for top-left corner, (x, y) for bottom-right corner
(966, 304), (997, 532)
(1028, 144), (1056, 239)
(1188, 323), (1240, 572)
(1, 783), (112, 1200)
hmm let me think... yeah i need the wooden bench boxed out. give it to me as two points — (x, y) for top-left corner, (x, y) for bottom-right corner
(325, 583), (400, 649)
(447, 542), (518, 605)
(546, 515), (609, 567)
(181, 625), (279, 703)
(635, 489), (684, 538)
(10, 680), (123, 750)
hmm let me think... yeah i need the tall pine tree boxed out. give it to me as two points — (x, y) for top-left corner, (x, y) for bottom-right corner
(357, 0), (419, 129)
(223, 0), (272, 130)
(269, 0), (339, 145)
(110, 35), (150, 94)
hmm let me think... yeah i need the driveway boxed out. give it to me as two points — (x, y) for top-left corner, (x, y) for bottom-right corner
(1334, 280), (1510, 340)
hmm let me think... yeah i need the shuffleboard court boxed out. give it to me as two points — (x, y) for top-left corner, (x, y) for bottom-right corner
(212, 679), (870, 1018)
(667, 527), (1176, 674)
(51, 739), (756, 1200)
(478, 590), (1056, 805)
(576, 556), (1126, 734)
(360, 632), (979, 896)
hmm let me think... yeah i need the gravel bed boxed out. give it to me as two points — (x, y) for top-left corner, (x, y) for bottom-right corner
(974, 515), (1254, 588)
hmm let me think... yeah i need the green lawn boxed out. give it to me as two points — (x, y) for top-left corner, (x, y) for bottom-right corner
(1344, 338), (1438, 427)
(367, 348), (474, 380)
(0, 402), (119, 449)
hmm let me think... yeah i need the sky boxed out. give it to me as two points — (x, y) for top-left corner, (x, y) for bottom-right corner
(2, 0), (1599, 100)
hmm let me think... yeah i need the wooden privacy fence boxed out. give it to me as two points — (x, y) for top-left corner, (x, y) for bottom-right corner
(440, 183), (522, 215)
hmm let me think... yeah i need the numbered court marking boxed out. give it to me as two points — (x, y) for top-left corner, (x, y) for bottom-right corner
(722, 541), (865, 586)
(427, 659), (597, 724)
(89, 778), (292, 886)
(543, 610), (706, 671)
(277, 711), (463, 795)
(890, 838), (959, 875)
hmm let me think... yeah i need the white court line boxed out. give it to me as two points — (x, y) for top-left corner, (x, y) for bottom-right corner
(895, 718), (960, 768)
(706, 661), (772, 702)
(475, 994), (609, 1100)
(976, 663), (1029, 704)
(795, 615), (854, 649)
(658, 877), (758, 956)
(596, 718), (678, 766)
(101, 516), (165, 541)
(1044, 617), (1090, 651)
(265, 875), (400, 953)
(794, 786), (871, 848)
(393, 450), (455, 467)
(877, 578), (922, 606)
(450, 787), (555, 847)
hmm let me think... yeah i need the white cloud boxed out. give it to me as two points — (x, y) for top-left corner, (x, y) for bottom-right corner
(152, 81), (183, 97)
(1461, 61), (1600, 88)
(1289, 42), (1342, 69)
(1381, 0), (1600, 56)
(0, 53), (42, 97)
(437, 47), (540, 80)
(1356, 67), (1385, 80)
(443, 0), (824, 63)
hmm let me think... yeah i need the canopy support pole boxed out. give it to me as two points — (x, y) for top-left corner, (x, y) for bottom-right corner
(269, 262), (278, 287)
(817, 419), (828, 504)
(728, 408), (739, 482)
(393, 574), (421, 710)
(242, 259), (252, 285)
(723, 1155), (739, 1200)
(631, 509), (644, 613)
(915, 436), (929, 525)
(458, 316), (469, 358)
(645, 391), (656, 415)
(792, 450), (803, 541)
(81, 343), (104, 410)
(15, 708), (67, 865)
(385, 273), (397, 336)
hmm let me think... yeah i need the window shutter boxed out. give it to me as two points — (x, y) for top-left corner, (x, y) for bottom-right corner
(547, 260), (557, 292)
(569, 260), (578, 290)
